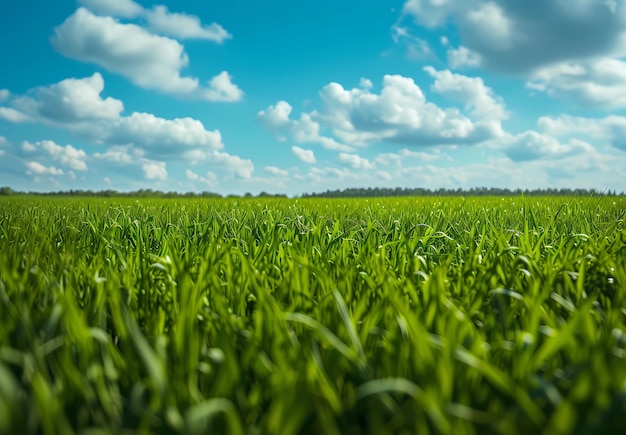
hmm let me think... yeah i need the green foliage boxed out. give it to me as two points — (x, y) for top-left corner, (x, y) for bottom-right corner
(0, 196), (624, 434)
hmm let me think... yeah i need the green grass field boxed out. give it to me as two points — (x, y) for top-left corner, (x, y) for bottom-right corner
(0, 196), (625, 434)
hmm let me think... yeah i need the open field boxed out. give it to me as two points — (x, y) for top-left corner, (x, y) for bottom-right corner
(0, 196), (625, 434)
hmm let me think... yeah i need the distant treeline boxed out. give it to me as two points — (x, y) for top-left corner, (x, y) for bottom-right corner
(0, 187), (286, 199)
(0, 186), (622, 198)
(302, 187), (623, 198)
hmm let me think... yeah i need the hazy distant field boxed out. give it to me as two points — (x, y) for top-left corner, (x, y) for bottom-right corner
(0, 196), (624, 434)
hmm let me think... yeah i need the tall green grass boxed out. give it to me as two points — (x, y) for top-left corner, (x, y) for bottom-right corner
(0, 196), (624, 434)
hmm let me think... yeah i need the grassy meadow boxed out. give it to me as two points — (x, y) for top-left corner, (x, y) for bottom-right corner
(0, 195), (625, 434)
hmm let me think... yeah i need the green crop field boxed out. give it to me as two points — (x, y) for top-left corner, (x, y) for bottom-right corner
(0, 196), (625, 434)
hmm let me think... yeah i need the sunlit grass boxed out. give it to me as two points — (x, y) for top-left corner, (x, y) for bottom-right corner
(0, 196), (624, 434)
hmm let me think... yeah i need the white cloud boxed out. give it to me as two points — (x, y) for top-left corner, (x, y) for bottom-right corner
(291, 146), (316, 164)
(0, 136), (6, 146)
(51, 9), (197, 94)
(360, 78), (373, 90)
(108, 112), (224, 151)
(207, 151), (254, 179)
(0, 107), (30, 123)
(465, 2), (513, 51)
(447, 46), (482, 69)
(504, 131), (596, 162)
(264, 166), (289, 177)
(259, 101), (351, 151)
(374, 148), (440, 166)
(316, 74), (491, 147)
(23, 140), (88, 171)
(0, 72), (254, 180)
(401, 0), (626, 74)
(391, 24), (435, 61)
(185, 169), (218, 187)
(21, 141), (36, 152)
(142, 161), (167, 180)
(402, 0), (456, 28)
(424, 66), (507, 134)
(538, 114), (626, 151)
(185, 150), (254, 178)
(261, 73), (506, 151)
(13, 73), (123, 122)
(258, 100), (293, 131)
(1, 75), (225, 156)
(51, 8), (242, 101)
(527, 58), (626, 109)
(377, 170), (392, 180)
(79, 0), (231, 42)
(338, 153), (373, 169)
(42, 141), (88, 171)
(94, 145), (144, 164)
(145, 5), (231, 42)
(78, 0), (143, 18)
(0, 89), (9, 102)
(26, 161), (64, 176)
(201, 71), (244, 102)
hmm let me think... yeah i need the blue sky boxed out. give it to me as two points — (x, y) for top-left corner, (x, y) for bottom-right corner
(1, 0), (626, 195)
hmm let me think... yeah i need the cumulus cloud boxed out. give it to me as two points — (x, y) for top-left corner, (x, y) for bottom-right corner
(391, 25), (435, 61)
(1, 74), (225, 156)
(21, 141), (36, 152)
(291, 146), (316, 164)
(258, 100), (292, 132)
(51, 8), (242, 101)
(504, 131), (595, 162)
(142, 161), (168, 180)
(401, 0), (626, 74)
(26, 161), (64, 176)
(338, 153), (373, 169)
(94, 145), (168, 182)
(185, 150), (254, 178)
(78, 0), (143, 18)
(527, 58), (626, 109)
(258, 101), (351, 151)
(261, 73), (507, 152)
(22, 140), (88, 171)
(359, 78), (373, 90)
(264, 166), (289, 177)
(13, 73), (123, 122)
(374, 148), (440, 166)
(1, 75), (256, 180)
(95, 144), (253, 181)
(185, 169), (218, 187)
(145, 5), (231, 42)
(94, 145), (144, 164)
(424, 66), (507, 134)
(201, 71), (244, 102)
(107, 112), (224, 151)
(0, 107), (31, 123)
(538, 114), (626, 151)
(78, 0), (232, 42)
(207, 151), (254, 179)
(316, 74), (494, 147)
(447, 46), (482, 69)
